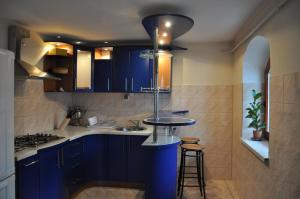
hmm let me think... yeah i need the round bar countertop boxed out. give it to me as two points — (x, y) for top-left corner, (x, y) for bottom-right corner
(143, 117), (196, 126)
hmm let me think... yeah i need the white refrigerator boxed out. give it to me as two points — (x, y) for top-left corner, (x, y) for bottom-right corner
(0, 49), (15, 199)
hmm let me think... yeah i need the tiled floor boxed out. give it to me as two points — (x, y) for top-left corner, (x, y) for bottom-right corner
(74, 180), (240, 199)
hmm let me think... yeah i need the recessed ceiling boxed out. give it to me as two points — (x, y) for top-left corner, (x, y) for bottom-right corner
(0, 0), (262, 42)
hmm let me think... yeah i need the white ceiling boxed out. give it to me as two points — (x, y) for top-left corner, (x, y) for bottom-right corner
(0, 0), (262, 42)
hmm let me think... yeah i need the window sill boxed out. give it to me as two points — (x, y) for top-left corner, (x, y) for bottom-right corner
(241, 137), (269, 163)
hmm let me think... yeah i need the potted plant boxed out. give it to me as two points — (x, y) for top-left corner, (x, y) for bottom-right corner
(245, 89), (266, 140)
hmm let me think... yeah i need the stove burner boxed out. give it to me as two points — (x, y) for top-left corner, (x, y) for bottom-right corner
(15, 133), (64, 152)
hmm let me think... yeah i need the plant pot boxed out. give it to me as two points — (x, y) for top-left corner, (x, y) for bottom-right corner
(253, 130), (263, 140)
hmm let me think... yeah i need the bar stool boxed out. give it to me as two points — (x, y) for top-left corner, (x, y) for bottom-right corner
(177, 143), (206, 199)
(177, 137), (200, 194)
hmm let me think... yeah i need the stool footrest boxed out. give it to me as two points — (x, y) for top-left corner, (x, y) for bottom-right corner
(184, 165), (197, 168)
(184, 154), (201, 157)
(180, 185), (201, 188)
(183, 176), (198, 179)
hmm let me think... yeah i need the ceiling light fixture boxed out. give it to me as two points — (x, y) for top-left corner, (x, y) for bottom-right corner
(159, 40), (164, 45)
(165, 21), (172, 28)
(75, 41), (81, 44)
(162, 32), (168, 37)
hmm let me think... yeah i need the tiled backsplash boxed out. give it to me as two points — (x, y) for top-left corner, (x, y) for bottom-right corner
(232, 71), (300, 199)
(14, 79), (72, 136)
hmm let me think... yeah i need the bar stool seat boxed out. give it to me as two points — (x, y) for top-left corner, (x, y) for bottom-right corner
(181, 143), (204, 151)
(181, 137), (200, 144)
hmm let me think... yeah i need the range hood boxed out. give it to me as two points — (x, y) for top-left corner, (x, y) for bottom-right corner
(8, 26), (61, 80)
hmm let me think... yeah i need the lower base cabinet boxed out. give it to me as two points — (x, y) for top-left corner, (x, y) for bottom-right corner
(16, 155), (39, 199)
(16, 134), (149, 199)
(39, 143), (66, 199)
(127, 136), (147, 184)
(83, 135), (107, 183)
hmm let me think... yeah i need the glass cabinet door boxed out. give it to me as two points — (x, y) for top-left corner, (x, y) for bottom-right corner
(75, 47), (94, 91)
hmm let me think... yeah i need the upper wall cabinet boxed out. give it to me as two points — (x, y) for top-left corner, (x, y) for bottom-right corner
(43, 43), (172, 93)
(149, 51), (172, 92)
(111, 46), (152, 93)
(94, 48), (113, 92)
(44, 42), (74, 92)
(74, 46), (94, 92)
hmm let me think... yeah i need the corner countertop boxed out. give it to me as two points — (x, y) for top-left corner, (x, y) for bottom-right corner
(15, 125), (181, 161)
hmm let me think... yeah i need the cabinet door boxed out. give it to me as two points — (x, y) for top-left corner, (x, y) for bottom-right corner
(112, 47), (130, 92)
(39, 145), (65, 199)
(149, 52), (172, 92)
(63, 139), (84, 196)
(74, 46), (94, 92)
(129, 48), (150, 93)
(94, 60), (112, 92)
(83, 135), (107, 182)
(107, 135), (127, 182)
(127, 136), (147, 184)
(16, 156), (39, 199)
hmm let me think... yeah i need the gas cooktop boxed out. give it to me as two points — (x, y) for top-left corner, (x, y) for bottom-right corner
(15, 133), (64, 152)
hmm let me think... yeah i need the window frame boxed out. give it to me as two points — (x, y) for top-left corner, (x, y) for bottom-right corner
(264, 59), (270, 140)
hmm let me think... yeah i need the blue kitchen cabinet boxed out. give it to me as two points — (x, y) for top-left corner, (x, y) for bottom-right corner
(112, 46), (151, 93)
(16, 155), (40, 199)
(83, 135), (107, 182)
(39, 144), (66, 199)
(128, 48), (150, 92)
(94, 60), (112, 92)
(107, 135), (128, 182)
(112, 47), (131, 92)
(62, 138), (85, 197)
(127, 136), (148, 184)
(144, 143), (179, 199)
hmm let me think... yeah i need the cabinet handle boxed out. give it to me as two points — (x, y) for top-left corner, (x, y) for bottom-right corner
(24, 160), (39, 167)
(57, 150), (60, 168)
(131, 78), (134, 92)
(125, 78), (128, 92)
(107, 78), (110, 91)
(61, 149), (64, 166)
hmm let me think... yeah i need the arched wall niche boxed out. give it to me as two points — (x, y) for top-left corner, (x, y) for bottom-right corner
(242, 36), (270, 138)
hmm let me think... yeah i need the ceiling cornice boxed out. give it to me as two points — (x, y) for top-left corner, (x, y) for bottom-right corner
(233, 0), (290, 47)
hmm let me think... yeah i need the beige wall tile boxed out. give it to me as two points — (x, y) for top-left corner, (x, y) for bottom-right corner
(284, 71), (300, 104)
(270, 75), (284, 103)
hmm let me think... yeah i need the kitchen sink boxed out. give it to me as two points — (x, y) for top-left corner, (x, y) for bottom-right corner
(115, 126), (147, 132)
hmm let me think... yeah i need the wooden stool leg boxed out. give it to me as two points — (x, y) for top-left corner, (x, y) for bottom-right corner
(201, 152), (206, 199)
(180, 150), (186, 199)
(196, 151), (203, 196)
(177, 148), (184, 196)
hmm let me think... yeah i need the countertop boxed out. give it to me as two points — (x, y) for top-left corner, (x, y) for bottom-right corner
(15, 125), (181, 161)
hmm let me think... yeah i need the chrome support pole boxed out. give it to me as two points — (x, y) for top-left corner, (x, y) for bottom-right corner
(153, 27), (159, 143)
